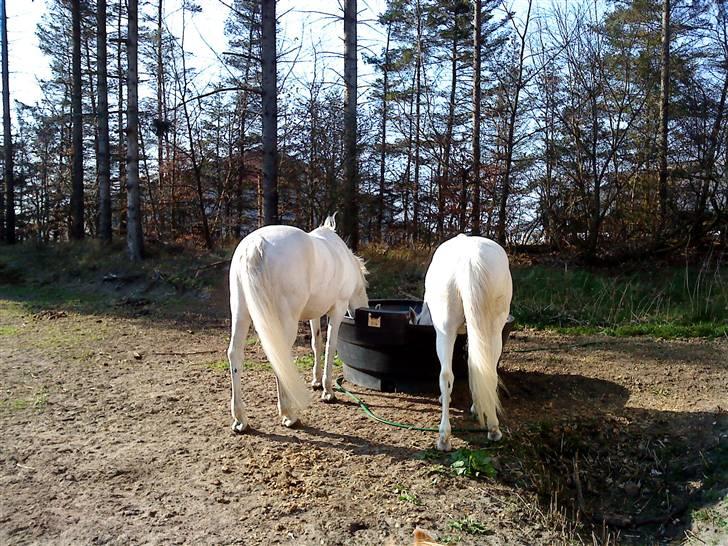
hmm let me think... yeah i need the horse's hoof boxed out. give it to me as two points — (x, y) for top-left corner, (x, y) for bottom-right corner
(281, 416), (299, 428)
(311, 381), (323, 390)
(321, 391), (336, 403)
(488, 428), (502, 442)
(436, 437), (452, 452)
(231, 420), (248, 434)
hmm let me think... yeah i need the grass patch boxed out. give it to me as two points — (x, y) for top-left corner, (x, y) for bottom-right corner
(0, 284), (107, 316)
(0, 325), (19, 336)
(512, 262), (728, 339)
(360, 245), (727, 339)
(1, 388), (49, 413)
(207, 358), (264, 372)
(295, 354), (344, 371)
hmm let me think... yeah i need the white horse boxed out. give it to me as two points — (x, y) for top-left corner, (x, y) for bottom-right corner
(421, 234), (512, 451)
(227, 217), (368, 432)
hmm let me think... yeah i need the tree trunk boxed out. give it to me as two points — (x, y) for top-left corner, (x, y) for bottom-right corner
(126, 0), (143, 260)
(377, 25), (391, 240)
(412, 0), (422, 240)
(440, 32), (458, 239)
(471, 0), (482, 236)
(117, 0), (126, 234)
(1, 0), (13, 244)
(497, 0), (532, 246)
(70, 0), (84, 240)
(657, 0), (670, 239)
(261, 0), (278, 225)
(156, 0), (165, 236)
(342, 0), (358, 248)
(97, 0), (112, 242)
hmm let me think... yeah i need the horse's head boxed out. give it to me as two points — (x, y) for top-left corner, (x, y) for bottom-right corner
(348, 254), (369, 315)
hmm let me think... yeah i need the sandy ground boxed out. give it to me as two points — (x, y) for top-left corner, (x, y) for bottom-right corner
(0, 287), (726, 545)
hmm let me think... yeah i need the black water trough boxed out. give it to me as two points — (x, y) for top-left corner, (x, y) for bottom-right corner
(338, 299), (515, 393)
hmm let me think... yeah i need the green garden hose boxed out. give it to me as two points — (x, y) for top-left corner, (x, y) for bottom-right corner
(334, 376), (492, 433)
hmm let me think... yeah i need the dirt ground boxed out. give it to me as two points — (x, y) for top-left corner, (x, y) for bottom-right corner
(0, 279), (726, 545)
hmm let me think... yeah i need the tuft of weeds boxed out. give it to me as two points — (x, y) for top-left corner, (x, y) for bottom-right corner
(693, 506), (728, 529)
(446, 516), (491, 535)
(448, 448), (496, 479)
(393, 484), (421, 505)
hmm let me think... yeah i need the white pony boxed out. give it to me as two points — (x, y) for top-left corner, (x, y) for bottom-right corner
(227, 217), (368, 432)
(421, 234), (512, 451)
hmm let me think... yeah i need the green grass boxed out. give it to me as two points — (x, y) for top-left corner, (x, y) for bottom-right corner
(4, 241), (726, 339)
(512, 264), (728, 338)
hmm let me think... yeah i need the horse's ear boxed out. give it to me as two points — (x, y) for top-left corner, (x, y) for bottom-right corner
(323, 213), (337, 231)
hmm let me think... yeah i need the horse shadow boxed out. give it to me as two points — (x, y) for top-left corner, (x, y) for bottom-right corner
(256, 368), (727, 544)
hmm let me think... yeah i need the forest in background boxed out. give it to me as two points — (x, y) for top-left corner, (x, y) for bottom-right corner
(1, 0), (728, 261)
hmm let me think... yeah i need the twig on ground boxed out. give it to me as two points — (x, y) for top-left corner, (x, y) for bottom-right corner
(193, 260), (229, 278)
(152, 349), (221, 356)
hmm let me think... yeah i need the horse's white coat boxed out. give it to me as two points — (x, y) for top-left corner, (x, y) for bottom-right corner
(227, 218), (368, 431)
(422, 234), (512, 451)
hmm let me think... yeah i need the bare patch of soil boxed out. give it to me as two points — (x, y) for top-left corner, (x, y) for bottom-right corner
(0, 289), (726, 545)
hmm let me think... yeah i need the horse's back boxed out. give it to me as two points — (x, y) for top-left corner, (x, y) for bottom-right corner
(232, 225), (312, 271)
(230, 226), (315, 305)
(426, 234), (511, 316)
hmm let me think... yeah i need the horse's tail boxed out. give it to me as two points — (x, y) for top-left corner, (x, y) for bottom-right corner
(457, 252), (508, 427)
(237, 238), (311, 414)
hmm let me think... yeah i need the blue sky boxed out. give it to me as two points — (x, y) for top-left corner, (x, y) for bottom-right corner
(4, 0), (389, 119)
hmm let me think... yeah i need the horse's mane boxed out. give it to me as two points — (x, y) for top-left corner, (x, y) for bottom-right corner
(317, 213), (367, 285)
(353, 254), (369, 286)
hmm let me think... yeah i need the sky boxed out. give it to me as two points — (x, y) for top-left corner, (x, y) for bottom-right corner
(4, 0), (389, 121)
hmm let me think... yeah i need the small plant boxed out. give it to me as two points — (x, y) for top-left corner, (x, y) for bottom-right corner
(295, 354), (315, 370)
(449, 448), (496, 479)
(2, 388), (49, 413)
(393, 484), (420, 505)
(416, 448), (444, 462)
(447, 516), (490, 535)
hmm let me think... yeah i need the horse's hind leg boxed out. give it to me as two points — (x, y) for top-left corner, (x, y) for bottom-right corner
(228, 297), (251, 433)
(434, 325), (458, 451)
(321, 303), (346, 402)
(484, 322), (504, 442)
(310, 318), (324, 390)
